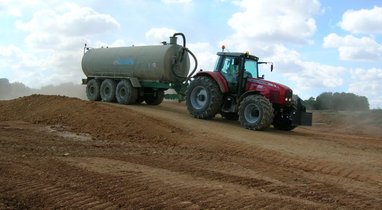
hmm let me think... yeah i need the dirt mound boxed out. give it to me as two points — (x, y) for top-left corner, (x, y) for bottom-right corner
(1, 95), (381, 209)
(0, 94), (180, 145)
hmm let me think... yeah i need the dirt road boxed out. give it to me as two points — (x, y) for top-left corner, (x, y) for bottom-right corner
(0, 95), (381, 209)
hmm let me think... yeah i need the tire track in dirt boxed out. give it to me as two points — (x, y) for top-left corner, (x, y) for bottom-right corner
(61, 157), (328, 209)
(0, 163), (119, 209)
(109, 153), (382, 209)
(125, 102), (382, 191)
(181, 138), (382, 204)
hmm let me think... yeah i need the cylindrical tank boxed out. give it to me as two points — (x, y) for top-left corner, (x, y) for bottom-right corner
(81, 41), (190, 82)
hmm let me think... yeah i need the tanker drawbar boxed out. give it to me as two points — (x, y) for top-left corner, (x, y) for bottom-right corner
(81, 32), (198, 105)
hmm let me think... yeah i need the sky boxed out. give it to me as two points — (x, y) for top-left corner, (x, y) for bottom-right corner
(0, 0), (382, 108)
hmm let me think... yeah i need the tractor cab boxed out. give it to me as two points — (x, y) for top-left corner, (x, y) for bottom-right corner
(214, 52), (273, 96)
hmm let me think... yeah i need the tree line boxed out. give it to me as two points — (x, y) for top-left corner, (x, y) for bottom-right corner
(303, 92), (369, 111)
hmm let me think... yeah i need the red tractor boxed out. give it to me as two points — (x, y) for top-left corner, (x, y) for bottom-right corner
(186, 50), (312, 131)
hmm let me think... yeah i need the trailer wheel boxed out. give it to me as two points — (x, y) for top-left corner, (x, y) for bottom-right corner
(239, 95), (274, 130)
(116, 79), (138, 105)
(100, 79), (116, 102)
(186, 76), (223, 119)
(86, 79), (101, 101)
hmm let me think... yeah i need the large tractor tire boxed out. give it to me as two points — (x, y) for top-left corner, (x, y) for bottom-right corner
(238, 95), (274, 130)
(100, 79), (116, 102)
(186, 76), (223, 119)
(144, 90), (164, 105)
(116, 79), (138, 105)
(86, 79), (101, 101)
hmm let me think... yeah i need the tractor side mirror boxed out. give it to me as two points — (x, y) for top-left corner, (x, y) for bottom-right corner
(271, 64), (273, 72)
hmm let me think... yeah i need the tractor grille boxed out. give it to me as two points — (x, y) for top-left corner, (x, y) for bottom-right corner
(270, 91), (280, 102)
(285, 89), (293, 99)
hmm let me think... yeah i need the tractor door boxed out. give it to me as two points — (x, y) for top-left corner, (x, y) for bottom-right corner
(240, 59), (258, 89)
(220, 56), (241, 93)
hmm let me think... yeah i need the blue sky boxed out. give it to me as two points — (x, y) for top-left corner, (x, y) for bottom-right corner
(1, 0), (382, 108)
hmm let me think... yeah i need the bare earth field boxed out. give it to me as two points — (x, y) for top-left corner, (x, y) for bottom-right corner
(0, 95), (381, 209)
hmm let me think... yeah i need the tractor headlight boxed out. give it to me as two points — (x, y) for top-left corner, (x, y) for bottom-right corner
(284, 90), (293, 102)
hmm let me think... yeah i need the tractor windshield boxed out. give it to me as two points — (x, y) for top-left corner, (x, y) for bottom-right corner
(244, 59), (258, 78)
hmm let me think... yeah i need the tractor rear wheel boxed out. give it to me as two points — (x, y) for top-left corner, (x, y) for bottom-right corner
(239, 95), (274, 130)
(186, 76), (223, 119)
(86, 79), (101, 101)
(100, 79), (116, 102)
(116, 79), (138, 105)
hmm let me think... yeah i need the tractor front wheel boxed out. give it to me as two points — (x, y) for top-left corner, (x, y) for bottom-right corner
(239, 95), (274, 130)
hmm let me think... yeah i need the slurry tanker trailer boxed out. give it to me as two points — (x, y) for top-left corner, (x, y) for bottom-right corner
(81, 33), (312, 131)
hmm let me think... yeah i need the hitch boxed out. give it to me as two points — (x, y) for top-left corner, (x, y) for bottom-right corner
(292, 97), (312, 126)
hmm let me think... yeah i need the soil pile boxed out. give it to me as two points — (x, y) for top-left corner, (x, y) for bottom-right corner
(0, 94), (180, 144)
(0, 95), (381, 209)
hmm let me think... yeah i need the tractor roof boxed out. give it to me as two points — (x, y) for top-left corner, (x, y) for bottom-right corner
(217, 52), (259, 61)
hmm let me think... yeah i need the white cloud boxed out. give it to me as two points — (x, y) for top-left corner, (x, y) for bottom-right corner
(16, 3), (120, 49)
(292, 61), (345, 89)
(0, 0), (44, 17)
(348, 68), (382, 108)
(1, 2), (121, 88)
(187, 42), (216, 73)
(145, 27), (177, 44)
(323, 33), (382, 61)
(162, 0), (192, 4)
(339, 6), (382, 34)
(267, 50), (345, 90)
(0, 45), (37, 70)
(225, 0), (320, 46)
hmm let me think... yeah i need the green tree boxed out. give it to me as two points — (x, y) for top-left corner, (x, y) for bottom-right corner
(0, 78), (11, 99)
(314, 92), (369, 111)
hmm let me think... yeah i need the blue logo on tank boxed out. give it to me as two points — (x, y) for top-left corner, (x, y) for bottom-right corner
(114, 57), (134, 65)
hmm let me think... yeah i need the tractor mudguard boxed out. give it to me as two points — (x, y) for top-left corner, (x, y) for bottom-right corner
(193, 71), (229, 93)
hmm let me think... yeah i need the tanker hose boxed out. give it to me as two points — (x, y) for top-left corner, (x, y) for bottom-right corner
(173, 33), (187, 62)
(172, 33), (186, 48)
(171, 47), (197, 84)
(185, 48), (198, 82)
(170, 32), (197, 83)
